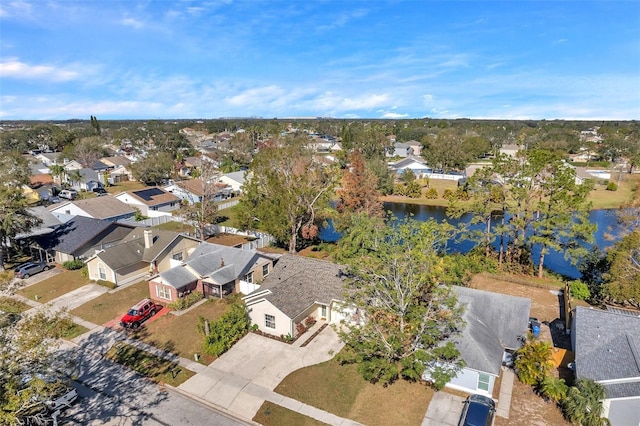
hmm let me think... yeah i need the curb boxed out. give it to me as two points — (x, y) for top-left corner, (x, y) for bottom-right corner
(164, 384), (259, 426)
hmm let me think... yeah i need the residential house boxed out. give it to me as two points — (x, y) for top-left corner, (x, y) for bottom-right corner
(218, 171), (247, 195)
(35, 152), (61, 167)
(425, 286), (530, 397)
(114, 187), (181, 215)
(48, 196), (136, 222)
(12, 207), (63, 258)
(100, 156), (133, 183)
(148, 242), (275, 303)
(31, 216), (135, 263)
(387, 141), (421, 158)
(85, 228), (200, 286)
(389, 157), (433, 177)
(165, 179), (234, 205)
(499, 144), (524, 157)
(243, 255), (350, 338)
(571, 306), (640, 426)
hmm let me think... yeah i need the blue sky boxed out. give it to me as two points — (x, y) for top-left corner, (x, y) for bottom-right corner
(1, 1), (639, 120)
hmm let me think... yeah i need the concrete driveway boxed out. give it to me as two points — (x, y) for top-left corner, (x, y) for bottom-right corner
(25, 283), (109, 313)
(178, 326), (344, 421)
(422, 392), (464, 426)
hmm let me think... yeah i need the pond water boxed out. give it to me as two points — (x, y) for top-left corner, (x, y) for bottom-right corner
(320, 203), (625, 279)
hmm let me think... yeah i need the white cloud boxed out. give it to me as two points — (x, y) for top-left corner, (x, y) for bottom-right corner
(0, 58), (80, 81)
(120, 17), (144, 29)
(381, 112), (409, 119)
(0, 1), (33, 19)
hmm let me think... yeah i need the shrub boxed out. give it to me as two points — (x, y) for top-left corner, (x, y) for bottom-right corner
(539, 376), (568, 403)
(200, 303), (249, 357)
(606, 181), (617, 191)
(425, 188), (438, 199)
(63, 259), (85, 270)
(569, 280), (590, 301)
(169, 291), (203, 311)
(305, 315), (316, 327)
(95, 280), (117, 289)
(80, 265), (89, 278)
(442, 189), (455, 200)
(296, 322), (307, 336)
(562, 379), (609, 425)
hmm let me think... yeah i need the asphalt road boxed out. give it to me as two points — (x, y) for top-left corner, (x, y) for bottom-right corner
(56, 338), (249, 426)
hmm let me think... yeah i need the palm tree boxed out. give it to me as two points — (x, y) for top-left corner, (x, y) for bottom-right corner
(68, 169), (83, 190)
(49, 164), (65, 184)
(563, 379), (610, 426)
(514, 335), (553, 385)
(539, 376), (568, 403)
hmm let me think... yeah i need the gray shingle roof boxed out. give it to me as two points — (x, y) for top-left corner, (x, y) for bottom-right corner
(159, 265), (198, 289)
(96, 229), (195, 270)
(186, 242), (265, 281)
(35, 216), (117, 255)
(66, 196), (136, 220)
(453, 286), (531, 376)
(574, 306), (640, 398)
(249, 255), (345, 319)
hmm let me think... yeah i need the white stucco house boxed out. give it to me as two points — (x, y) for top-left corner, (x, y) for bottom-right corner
(114, 186), (181, 216)
(243, 255), (350, 338)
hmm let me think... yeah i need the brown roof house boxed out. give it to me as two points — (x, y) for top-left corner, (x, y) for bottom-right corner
(114, 187), (180, 215)
(165, 179), (233, 205)
(85, 228), (200, 286)
(148, 242), (275, 304)
(243, 255), (351, 339)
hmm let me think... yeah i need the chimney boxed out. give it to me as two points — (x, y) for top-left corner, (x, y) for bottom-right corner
(144, 229), (153, 249)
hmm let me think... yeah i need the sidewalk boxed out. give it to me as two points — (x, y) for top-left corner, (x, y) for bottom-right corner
(4, 278), (362, 425)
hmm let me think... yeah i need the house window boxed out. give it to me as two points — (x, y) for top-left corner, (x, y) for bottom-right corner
(262, 264), (269, 277)
(172, 252), (183, 261)
(244, 272), (254, 283)
(157, 285), (171, 301)
(265, 314), (276, 329)
(478, 373), (490, 392)
(98, 265), (106, 280)
(321, 305), (327, 318)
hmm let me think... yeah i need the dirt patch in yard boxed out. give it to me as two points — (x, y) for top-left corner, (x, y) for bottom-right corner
(205, 233), (254, 247)
(469, 274), (587, 426)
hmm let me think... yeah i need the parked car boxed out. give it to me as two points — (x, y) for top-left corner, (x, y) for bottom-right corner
(458, 394), (496, 426)
(14, 261), (51, 279)
(119, 299), (158, 329)
(59, 189), (78, 200)
(92, 187), (107, 195)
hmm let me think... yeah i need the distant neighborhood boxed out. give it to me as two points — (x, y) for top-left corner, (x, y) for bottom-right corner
(1, 118), (639, 426)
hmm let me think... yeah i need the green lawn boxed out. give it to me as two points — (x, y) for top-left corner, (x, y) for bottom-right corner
(153, 221), (193, 233)
(107, 180), (147, 194)
(253, 401), (328, 426)
(16, 269), (89, 303)
(0, 296), (30, 313)
(274, 354), (433, 426)
(587, 173), (639, 209)
(70, 280), (150, 325)
(132, 298), (232, 363)
(104, 342), (195, 386)
(381, 174), (639, 210)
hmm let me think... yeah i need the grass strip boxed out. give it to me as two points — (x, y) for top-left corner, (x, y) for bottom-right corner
(104, 342), (194, 387)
